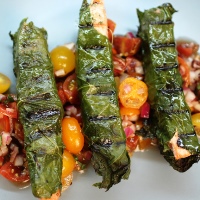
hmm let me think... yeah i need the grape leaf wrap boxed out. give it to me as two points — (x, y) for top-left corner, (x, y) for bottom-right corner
(10, 19), (63, 198)
(76, 0), (130, 190)
(137, 3), (200, 172)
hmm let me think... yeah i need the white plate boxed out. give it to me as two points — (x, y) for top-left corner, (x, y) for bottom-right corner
(0, 0), (200, 200)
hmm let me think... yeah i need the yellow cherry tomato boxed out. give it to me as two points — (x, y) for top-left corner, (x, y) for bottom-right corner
(50, 46), (75, 77)
(191, 113), (200, 127)
(120, 105), (140, 116)
(119, 77), (148, 109)
(62, 150), (76, 178)
(62, 117), (84, 154)
(0, 73), (11, 94)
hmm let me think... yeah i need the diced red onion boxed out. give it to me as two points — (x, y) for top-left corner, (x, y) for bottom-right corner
(140, 102), (150, 118)
(10, 145), (19, 163)
(63, 42), (76, 52)
(55, 69), (66, 77)
(184, 88), (196, 103)
(124, 125), (135, 138)
(14, 155), (24, 166)
(125, 32), (135, 38)
(6, 108), (15, 113)
(135, 65), (144, 75)
(65, 105), (78, 116)
(1, 132), (12, 146)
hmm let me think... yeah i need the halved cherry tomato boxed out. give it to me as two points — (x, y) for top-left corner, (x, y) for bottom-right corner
(113, 55), (126, 76)
(63, 73), (80, 105)
(119, 77), (148, 109)
(113, 35), (141, 56)
(178, 56), (190, 87)
(120, 106), (140, 116)
(62, 117), (84, 155)
(107, 18), (116, 42)
(0, 73), (11, 94)
(0, 104), (17, 119)
(64, 105), (82, 124)
(50, 46), (75, 77)
(62, 150), (76, 178)
(57, 82), (68, 105)
(76, 150), (92, 165)
(0, 115), (10, 132)
(13, 119), (24, 142)
(177, 41), (199, 58)
(126, 135), (139, 152)
(0, 162), (29, 182)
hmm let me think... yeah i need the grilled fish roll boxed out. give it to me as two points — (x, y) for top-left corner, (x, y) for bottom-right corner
(137, 3), (200, 172)
(76, 0), (130, 190)
(10, 19), (63, 198)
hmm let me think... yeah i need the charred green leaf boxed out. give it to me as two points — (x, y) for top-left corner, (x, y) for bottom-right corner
(10, 19), (63, 198)
(137, 3), (200, 172)
(76, 0), (130, 190)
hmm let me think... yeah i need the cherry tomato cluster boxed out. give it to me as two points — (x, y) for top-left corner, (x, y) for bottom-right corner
(50, 44), (92, 185)
(0, 95), (29, 183)
(176, 40), (200, 138)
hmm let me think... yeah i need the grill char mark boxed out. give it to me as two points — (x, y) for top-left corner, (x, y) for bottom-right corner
(26, 108), (61, 121)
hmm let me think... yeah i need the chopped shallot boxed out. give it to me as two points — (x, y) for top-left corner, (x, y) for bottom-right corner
(124, 125), (136, 138)
(1, 132), (12, 146)
(10, 145), (19, 163)
(14, 154), (24, 166)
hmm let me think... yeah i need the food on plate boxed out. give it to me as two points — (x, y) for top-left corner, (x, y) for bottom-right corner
(76, 0), (130, 190)
(10, 19), (64, 198)
(137, 3), (200, 172)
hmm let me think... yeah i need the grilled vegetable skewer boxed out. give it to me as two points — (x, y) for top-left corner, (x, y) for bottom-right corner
(10, 19), (63, 198)
(76, 0), (130, 190)
(137, 3), (200, 172)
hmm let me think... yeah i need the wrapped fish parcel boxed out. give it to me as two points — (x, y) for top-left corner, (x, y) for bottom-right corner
(76, 0), (130, 190)
(10, 19), (64, 198)
(137, 3), (200, 172)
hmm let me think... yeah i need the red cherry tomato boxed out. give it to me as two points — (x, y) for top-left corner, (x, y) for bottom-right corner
(0, 104), (17, 119)
(0, 162), (29, 182)
(126, 135), (139, 152)
(63, 73), (80, 105)
(113, 35), (141, 56)
(57, 82), (68, 105)
(0, 115), (10, 133)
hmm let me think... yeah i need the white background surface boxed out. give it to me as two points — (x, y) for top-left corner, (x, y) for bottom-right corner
(0, 0), (200, 200)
